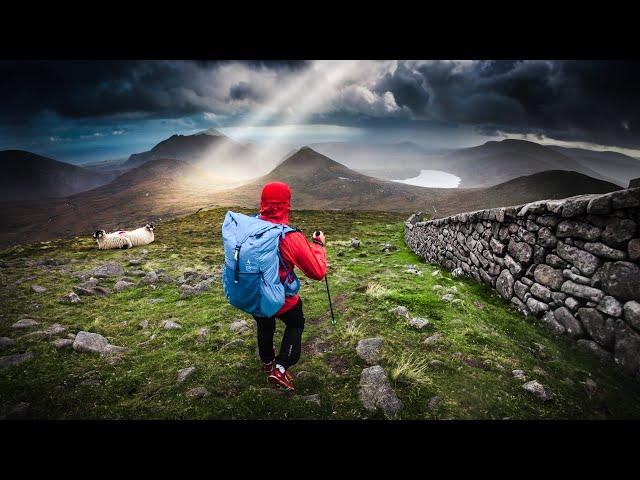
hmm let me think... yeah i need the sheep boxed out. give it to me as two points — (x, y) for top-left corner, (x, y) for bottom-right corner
(92, 224), (154, 250)
(122, 223), (155, 247)
(92, 230), (133, 250)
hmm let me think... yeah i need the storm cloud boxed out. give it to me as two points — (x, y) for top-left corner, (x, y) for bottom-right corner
(1, 59), (639, 149)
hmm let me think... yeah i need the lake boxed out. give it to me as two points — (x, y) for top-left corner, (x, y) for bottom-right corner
(394, 169), (461, 188)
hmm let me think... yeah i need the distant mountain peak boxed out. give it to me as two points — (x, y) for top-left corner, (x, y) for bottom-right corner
(200, 127), (224, 137)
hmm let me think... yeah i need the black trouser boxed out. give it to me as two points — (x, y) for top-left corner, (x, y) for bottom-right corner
(253, 298), (305, 369)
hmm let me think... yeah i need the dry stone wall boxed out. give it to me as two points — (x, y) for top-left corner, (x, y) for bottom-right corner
(405, 188), (640, 382)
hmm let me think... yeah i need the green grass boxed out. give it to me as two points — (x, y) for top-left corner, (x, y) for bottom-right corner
(1, 207), (639, 419)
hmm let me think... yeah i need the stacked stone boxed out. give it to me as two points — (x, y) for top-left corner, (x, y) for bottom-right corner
(405, 188), (640, 382)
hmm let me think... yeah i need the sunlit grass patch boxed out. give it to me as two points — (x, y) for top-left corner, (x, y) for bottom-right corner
(364, 281), (389, 298)
(389, 352), (432, 387)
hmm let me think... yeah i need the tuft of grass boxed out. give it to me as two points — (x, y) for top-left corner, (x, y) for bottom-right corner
(364, 281), (389, 298)
(343, 320), (366, 341)
(389, 352), (432, 387)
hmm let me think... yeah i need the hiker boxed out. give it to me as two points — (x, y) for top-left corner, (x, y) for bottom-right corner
(221, 181), (327, 392)
(253, 182), (326, 391)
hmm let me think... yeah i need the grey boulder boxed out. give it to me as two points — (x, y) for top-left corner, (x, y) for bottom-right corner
(356, 337), (383, 364)
(358, 365), (403, 418)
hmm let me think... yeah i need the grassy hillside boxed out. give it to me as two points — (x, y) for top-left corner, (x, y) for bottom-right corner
(1, 208), (639, 419)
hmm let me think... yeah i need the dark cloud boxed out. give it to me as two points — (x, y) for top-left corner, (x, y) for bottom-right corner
(1, 60), (639, 149)
(229, 81), (260, 101)
(377, 60), (640, 148)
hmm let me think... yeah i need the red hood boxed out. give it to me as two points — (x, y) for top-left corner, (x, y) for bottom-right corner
(259, 181), (291, 224)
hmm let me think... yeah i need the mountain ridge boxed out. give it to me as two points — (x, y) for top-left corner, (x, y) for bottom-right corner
(0, 150), (113, 201)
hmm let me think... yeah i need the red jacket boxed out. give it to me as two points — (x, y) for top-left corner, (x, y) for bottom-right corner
(258, 182), (327, 315)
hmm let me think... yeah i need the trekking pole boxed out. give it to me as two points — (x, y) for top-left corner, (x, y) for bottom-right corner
(315, 230), (336, 326)
(324, 274), (336, 326)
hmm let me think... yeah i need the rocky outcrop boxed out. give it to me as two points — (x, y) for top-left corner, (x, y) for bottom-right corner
(405, 188), (640, 382)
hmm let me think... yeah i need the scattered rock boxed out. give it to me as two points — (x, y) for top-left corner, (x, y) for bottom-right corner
(104, 344), (128, 355)
(522, 380), (553, 402)
(348, 238), (361, 248)
(512, 369), (526, 381)
(424, 333), (443, 345)
(409, 317), (429, 329)
(139, 271), (158, 285)
(429, 359), (444, 367)
(31, 285), (46, 293)
(229, 319), (250, 334)
(11, 318), (38, 329)
(161, 319), (183, 330)
(89, 262), (124, 278)
(138, 320), (149, 329)
(114, 280), (134, 292)
(59, 292), (81, 304)
(404, 267), (422, 275)
(72, 331), (109, 354)
(356, 337), (383, 364)
(186, 386), (210, 399)
(358, 365), (404, 418)
(0, 351), (35, 370)
(441, 293), (455, 302)
(25, 323), (67, 339)
(427, 395), (442, 411)
(389, 305), (410, 319)
(380, 243), (397, 253)
(51, 338), (74, 350)
(177, 366), (196, 384)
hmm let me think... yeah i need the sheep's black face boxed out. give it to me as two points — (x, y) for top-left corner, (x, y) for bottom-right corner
(145, 223), (155, 231)
(92, 230), (105, 239)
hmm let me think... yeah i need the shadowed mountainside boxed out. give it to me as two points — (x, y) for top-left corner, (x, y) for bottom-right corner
(549, 145), (640, 187)
(0, 159), (237, 247)
(0, 150), (114, 201)
(433, 139), (613, 187)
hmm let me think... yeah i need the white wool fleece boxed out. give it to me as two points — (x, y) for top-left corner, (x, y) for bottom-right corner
(96, 232), (133, 250)
(123, 227), (155, 247)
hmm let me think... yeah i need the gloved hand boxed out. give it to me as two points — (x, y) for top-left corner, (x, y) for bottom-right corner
(313, 230), (326, 246)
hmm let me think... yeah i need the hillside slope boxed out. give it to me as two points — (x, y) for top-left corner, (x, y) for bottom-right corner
(0, 159), (236, 246)
(207, 148), (620, 215)
(125, 130), (260, 179)
(437, 139), (610, 187)
(0, 148), (621, 247)
(550, 146), (640, 187)
(0, 150), (113, 201)
(2, 208), (639, 420)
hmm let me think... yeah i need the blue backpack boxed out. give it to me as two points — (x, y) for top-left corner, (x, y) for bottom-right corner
(221, 211), (301, 318)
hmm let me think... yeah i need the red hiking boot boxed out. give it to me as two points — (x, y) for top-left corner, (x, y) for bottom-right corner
(268, 365), (295, 392)
(261, 348), (276, 373)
